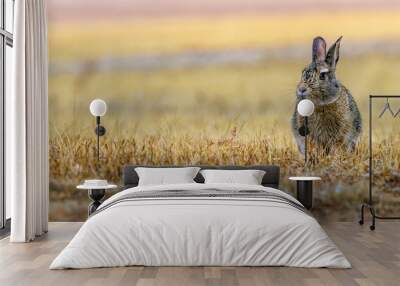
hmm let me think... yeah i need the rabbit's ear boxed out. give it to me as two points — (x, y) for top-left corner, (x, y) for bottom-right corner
(312, 36), (326, 64)
(326, 36), (342, 69)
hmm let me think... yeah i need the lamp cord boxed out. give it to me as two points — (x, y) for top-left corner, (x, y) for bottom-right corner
(96, 116), (100, 173)
(97, 129), (100, 162)
(305, 116), (308, 172)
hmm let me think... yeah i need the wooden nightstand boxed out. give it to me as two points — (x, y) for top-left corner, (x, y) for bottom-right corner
(289, 176), (321, 210)
(77, 183), (118, 216)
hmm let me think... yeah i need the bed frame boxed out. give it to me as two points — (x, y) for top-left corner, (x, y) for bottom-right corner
(122, 165), (280, 189)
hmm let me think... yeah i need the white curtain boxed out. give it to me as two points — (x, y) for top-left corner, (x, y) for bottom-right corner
(8, 0), (49, 242)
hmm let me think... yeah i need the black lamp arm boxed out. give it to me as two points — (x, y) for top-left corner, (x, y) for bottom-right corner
(94, 116), (106, 164)
(298, 116), (309, 168)
(304, 116), (308, 166)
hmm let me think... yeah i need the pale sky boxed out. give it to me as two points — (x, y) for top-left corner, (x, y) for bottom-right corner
(47, 0), (400, 22)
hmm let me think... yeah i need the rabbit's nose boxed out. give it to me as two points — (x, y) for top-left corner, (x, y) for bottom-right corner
(297, 86), (308, 98)
(299, 86), (307, 93)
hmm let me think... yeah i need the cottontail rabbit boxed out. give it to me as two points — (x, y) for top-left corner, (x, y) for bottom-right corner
(291, 36), (362, 154)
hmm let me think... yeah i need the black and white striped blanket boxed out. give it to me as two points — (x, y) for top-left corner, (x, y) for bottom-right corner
(92, 189), (306, 217)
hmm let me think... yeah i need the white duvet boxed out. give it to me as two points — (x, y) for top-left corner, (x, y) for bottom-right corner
(50, 183), (350, 269)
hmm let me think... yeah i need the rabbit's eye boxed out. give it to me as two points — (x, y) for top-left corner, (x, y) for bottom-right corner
(319, 72), (328, 80)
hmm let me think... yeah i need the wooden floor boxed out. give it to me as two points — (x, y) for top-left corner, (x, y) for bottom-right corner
(0, 222), (399, 286)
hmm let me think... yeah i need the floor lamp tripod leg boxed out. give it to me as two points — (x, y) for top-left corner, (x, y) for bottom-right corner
(369, 207), (376, 230)
(359, 204), (365, 225)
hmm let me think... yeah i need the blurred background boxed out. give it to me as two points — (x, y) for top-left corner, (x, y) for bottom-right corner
(47, 0), (400, 221)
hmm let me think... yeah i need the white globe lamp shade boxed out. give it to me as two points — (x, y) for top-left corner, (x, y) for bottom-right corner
(297, 99), (315, 117)
(90, 99), (107, 117)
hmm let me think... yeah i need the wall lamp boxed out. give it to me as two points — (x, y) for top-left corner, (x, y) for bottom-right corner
(89, 99), (107, 162)
(297, 99), (315, 167)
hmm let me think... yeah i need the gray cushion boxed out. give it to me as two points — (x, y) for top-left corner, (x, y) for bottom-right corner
(122, 165), (280, 189)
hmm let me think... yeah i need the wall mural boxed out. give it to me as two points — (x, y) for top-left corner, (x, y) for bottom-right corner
(47, 0), (400, 221)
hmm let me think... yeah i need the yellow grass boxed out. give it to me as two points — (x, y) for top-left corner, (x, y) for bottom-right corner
(49, 10), (400, 61)
(49, 132), (400, 217)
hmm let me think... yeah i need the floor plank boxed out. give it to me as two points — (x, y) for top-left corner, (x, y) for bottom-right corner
(0, 222), (399, 286)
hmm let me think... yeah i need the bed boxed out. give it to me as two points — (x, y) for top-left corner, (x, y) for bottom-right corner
(50, 165), (350, 269)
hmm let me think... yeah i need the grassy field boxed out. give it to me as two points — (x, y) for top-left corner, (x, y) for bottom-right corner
(49, 132), (400, 221)
(49, 54), (400, 137)
(48, 10), (400, 221)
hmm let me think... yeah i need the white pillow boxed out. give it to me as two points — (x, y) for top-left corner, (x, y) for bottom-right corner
(135, 167), (200, 186)
(200, 169), (266, 185)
